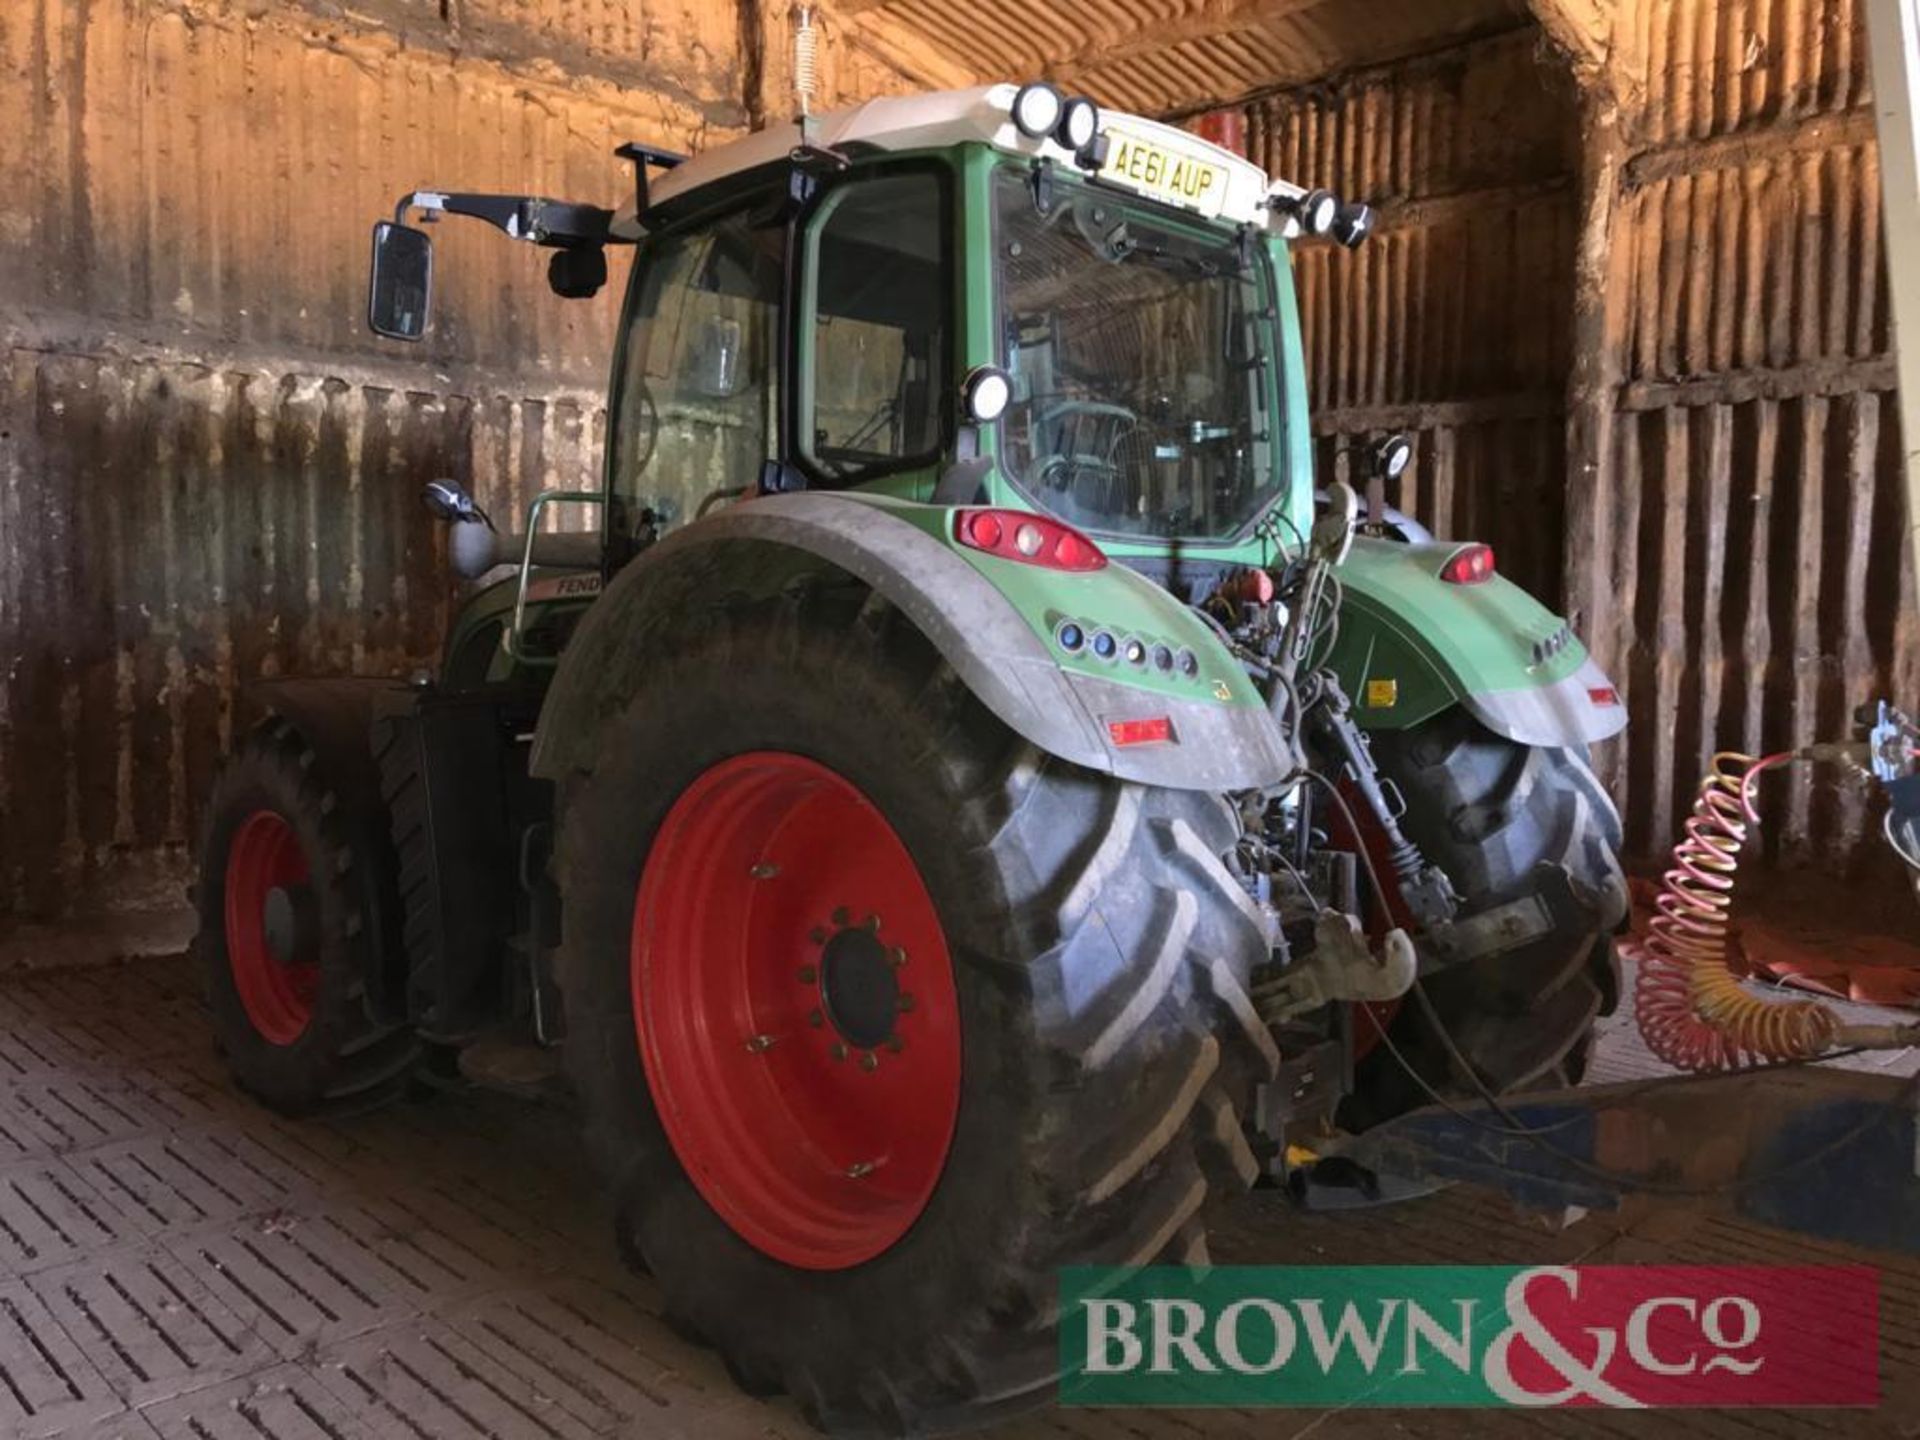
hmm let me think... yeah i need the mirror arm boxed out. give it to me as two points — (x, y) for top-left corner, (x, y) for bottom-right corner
(392, 191), (618, 248)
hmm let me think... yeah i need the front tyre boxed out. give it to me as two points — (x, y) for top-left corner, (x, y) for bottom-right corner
(193, 719), (418, 1114)
(555, 580), (1277, 1434)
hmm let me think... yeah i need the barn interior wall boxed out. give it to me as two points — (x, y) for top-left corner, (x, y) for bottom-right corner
(1251, 0), (1906, 890)
(1248, 27), (1581, 608)
(1604, 0), (1905, 884)
(0, 0), (921, 937)
(1, 0), (1909, 938)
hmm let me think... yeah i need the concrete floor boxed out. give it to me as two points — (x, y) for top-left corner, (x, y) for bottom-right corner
(1, 954), (1916, 1440)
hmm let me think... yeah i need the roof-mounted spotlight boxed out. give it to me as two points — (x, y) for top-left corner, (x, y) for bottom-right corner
(1332, 200), (1376, 249)
(1011, 82), (1064, 139)
(1057, 96), (1099, 154)
(1295, 188), (1340, 237)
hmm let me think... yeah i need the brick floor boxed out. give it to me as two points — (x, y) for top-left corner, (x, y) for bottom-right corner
(0, 954), (1914, 1439)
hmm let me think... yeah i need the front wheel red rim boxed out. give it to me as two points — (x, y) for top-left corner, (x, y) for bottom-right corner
(632, 752), (963, 1271)
(223, 810), (318, 1046)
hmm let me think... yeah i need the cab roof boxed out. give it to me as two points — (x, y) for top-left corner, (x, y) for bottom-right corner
(612, 84), (1303, 240)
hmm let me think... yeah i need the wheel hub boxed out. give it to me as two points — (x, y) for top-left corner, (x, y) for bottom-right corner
(261, 883), (318, 967)
(631, 751), (963, 1271)
(224, 810), (319, 1047)
(818, 923), (899, 1051)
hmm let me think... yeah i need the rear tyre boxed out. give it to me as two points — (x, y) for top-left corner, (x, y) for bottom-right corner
(1341, 707), (1627, 1130)
(192, 720), (418, 1115)
(555, 578), (1277, 1435)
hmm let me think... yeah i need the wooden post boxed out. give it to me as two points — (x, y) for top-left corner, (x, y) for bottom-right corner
(1524, 1), (1633, 666)
(1864, 0), (1920, 610)
(1560, 100), (1629, 669)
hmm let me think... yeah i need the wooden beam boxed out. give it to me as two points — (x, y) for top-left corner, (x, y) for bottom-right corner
(1523, 0), (1616, 87)
(1618, 356), (1899, 413)
(1523, 0), (1644, 124)
(1312, 392), (1564, 435)
(1626, 106), (1877, 185)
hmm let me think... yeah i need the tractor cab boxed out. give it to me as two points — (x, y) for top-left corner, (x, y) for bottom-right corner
(368, 85), (1375, 636)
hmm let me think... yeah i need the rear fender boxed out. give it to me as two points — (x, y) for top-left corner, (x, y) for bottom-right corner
(1326, 538), (1627, 749)
(529, 493), (1297, 791)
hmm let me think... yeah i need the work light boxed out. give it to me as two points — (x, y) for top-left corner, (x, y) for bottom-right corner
(1057, 97), (1099, 153)
(1012, 83), (1064, 139)
(1332, 201), (1376, 249)
(962, 365), (1014, 424)
(1297, 188), (1339, 236)
(1373, 433), (1413, 481)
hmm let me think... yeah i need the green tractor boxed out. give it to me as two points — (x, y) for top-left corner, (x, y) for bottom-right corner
(193, 83), (1627, 1432)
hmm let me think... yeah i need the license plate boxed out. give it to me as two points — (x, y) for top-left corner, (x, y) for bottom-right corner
(1098, 127), (1228, 217)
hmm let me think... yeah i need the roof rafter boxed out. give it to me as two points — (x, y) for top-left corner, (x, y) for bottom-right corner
(1043, 0), (1326, 82)
(828, 0), (984, 92)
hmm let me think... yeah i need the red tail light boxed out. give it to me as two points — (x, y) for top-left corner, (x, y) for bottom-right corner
(1108, 717), (1173, 748)
(1439, 543), (1496, 585)
(954, 509), (1107, 572)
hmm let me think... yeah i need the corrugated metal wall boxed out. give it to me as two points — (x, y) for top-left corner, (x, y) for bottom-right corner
(1249, 29), (1580, 606)
(1251, 2), (1908, 884)
(0, 0), (743, 921)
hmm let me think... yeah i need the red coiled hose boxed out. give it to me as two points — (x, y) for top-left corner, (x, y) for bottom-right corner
(1632, 751), (1840, 1071)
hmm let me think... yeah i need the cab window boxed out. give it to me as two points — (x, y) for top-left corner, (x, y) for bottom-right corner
(801, 169), (952, 484)
(608, 206), (783, 545)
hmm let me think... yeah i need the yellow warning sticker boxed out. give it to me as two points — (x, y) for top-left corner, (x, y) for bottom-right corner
(1366, 678), (1399, 709)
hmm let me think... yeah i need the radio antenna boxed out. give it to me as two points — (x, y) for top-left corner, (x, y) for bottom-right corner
(793, 5), (819, 122)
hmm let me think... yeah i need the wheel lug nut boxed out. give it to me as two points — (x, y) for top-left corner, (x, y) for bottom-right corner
(808, 1009), (825, 1028)
(889, 946), (907, 968)
(886, 1035), (904, 1053)
(897, 994), (915, 1013)
(860, 1052), (878, 1072)
(865, 914), (882, 933)
(830, 1041), (849, 1061)
(832, 906), (850, 926)
(798, 965), (818, 984)
(749, 862), (779, 879)
(810, 927), (829, 945)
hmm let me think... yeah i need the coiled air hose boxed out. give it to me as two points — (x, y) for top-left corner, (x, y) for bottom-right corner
(1634, 751), (1920, 1070)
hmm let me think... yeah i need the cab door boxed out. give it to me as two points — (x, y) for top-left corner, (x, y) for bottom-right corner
(790, 164), (957, 498)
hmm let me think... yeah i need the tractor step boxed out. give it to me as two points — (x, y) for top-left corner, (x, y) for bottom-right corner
(452, 1035), (571, 1102)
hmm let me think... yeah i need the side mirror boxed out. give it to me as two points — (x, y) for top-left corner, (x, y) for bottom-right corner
(369, 222), (434, 340)
(422, 479), (488, 525)
(548, 246), (607, 300)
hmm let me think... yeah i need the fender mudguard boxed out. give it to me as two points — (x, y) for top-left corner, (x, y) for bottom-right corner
(528, 493), (1297, 791)
(1326, 538), (1628, 750)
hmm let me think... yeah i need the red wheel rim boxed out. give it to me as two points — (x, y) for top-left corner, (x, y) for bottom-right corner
(632, 752), (962, 1270)
(224, 810), (318, 1046)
